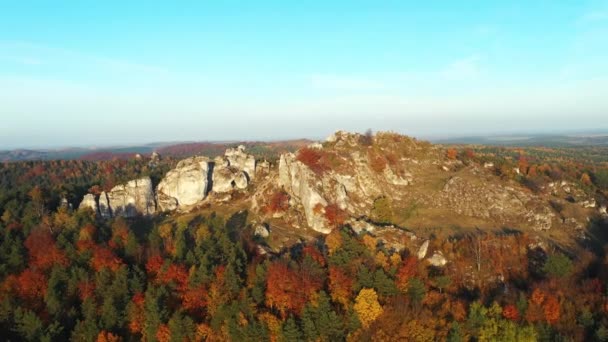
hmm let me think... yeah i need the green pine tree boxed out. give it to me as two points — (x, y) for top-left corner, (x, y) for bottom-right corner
(282, 316), (302, 342)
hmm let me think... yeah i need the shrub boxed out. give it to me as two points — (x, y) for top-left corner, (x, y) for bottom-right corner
(543, 253), (573, 278)
(371, 197), (393, 224)
(385, 152), (398, 167)
(368, 151), (387, 173)
(266, 190), (290, 214)
(296, 147), (330, 175)
(521, 177), (542, 193)
(446, 148), (458, 160)
(324, 203), (346, 228)
(360, 129), (374, 146)
(593, 169), (608, 189)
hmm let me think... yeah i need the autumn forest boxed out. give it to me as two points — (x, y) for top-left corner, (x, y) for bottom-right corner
(2, 143), (608, 342)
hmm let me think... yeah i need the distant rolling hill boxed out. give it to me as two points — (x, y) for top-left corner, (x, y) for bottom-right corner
(0, 139), (312, 162)
(433, 133), (608, 147)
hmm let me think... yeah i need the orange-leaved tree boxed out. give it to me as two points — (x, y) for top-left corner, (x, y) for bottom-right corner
(24, 229), (68, 271)
(265, 262), (308, 318)
(329, 266), (353, 308)
(396, 256), (418, 292)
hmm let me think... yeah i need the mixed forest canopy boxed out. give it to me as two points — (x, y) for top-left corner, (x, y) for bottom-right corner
(1, 140), (608, 341)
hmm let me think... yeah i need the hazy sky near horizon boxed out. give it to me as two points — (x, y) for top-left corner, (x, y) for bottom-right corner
(1, 1), (608, 149)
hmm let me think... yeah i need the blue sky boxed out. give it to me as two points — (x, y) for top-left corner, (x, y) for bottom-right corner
(1, 1), (608, 149)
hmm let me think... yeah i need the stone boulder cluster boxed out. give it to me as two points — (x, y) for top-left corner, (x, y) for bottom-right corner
(79, 146), (256, 218)
(79, 177), (156, 218)
(439, 175), (555, 231)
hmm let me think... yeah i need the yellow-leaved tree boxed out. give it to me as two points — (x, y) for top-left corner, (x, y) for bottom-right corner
(354, 288), (383, 327)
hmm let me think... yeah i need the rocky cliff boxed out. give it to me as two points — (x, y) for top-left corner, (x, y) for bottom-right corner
(156, 156), (211, 212)
(79, 146), (257, 217)
(78, 177), (155, 218)
(107, 177), (156, 217)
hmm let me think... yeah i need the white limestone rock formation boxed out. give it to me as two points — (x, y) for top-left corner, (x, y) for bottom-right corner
(418, 240), (430, 259)
(428, 252), (447, 267)
(107, 177), (156, 217)
(254, 223), (270, 238)
(256, 160), (271, 176)
(99, 192), (111, 218)
(279, 153), (330, 233)
(212, 165), (249, 193)
(225, 145), (256, 179)
(59, 197), (72, 210)
(79, 194), (98, 213)
(156, 156), (211, 211)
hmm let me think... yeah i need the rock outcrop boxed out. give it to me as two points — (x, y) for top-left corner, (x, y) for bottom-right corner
(107, 177), (156, 217)
(440, 176), (555, 230)
(75, 131), (576, 239)
(279, 153), (330, 233)
(225, 145), (256, 179)
(418, 240), (429, 259)
(428, 252), (447, 267)
(79, 194), (98, 213)
(254, 223), (270, 238)
(277, 132), (418, 233)
(154, 147), (257, 211)
(156, 157), (211, 211)
(212, 165), (248, 193)
(59, 197), (72, 210)
(272, 130), (562, 234)
(99, 192), (111, 218)
(79, 178), (156, 218)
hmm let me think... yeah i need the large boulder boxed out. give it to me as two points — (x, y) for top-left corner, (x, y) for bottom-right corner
(417, 240), (429, 259)
(107, 177), (156, 217)
(156, 156), (211, 211)
(225, 145), (256, 179)
(428, 252), (447, 267)
(254, 223), (270, 238)
(79, 194), (98, 213)
(212, 165), (249, 193)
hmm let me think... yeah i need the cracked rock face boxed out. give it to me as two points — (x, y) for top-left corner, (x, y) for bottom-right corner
(225, 145), (256, 180)
(107, 177), (156, 217)
(79, 181), (155, 219)
(277, 133), (416, 233)
(279, 153), (330, 233)
(156, 156), (211, 211)
(99, 192), (111, 218)
(212, 165), (249, 193)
